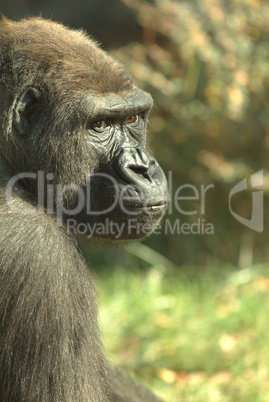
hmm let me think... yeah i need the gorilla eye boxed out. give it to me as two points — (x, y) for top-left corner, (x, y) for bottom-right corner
(127, 115), (139, 124)
(90, 120), (108, 132)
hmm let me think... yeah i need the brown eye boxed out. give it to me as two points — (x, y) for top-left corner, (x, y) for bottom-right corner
(127, 115), (139, 124)
(90, 120), (108, 132)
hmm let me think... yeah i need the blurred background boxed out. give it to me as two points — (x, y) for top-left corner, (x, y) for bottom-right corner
(2, 1), (269, 400)
(2, 0), (268, 267)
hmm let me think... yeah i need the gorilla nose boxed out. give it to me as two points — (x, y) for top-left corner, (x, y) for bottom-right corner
(123, 148), (153, 182)
(112, 147), (154, 183)
(111, 146), (168, 202)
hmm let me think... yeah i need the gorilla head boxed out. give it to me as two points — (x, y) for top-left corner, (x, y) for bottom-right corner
(0, 17), (168, 241)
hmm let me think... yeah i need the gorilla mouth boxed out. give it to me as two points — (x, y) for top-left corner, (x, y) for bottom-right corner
(122, 200), (168, 212)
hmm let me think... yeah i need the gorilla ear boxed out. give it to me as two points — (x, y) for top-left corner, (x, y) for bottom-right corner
(13, 87), (41, 136)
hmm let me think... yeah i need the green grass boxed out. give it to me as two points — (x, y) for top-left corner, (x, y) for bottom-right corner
(95, 259), (269, 401)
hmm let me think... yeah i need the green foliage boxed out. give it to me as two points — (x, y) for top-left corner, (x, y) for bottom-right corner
(114, 0), (269, 266)
(98, 263), (269, 401)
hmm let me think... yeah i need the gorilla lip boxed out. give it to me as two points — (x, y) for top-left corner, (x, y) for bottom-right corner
(122, 201), (168, 211)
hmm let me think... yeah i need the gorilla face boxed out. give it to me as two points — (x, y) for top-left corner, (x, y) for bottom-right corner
(73, 91), (168, 240)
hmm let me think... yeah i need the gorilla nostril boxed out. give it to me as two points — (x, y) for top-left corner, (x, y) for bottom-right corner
(127, 164), (153, 182)
(129, 164), (148, 175)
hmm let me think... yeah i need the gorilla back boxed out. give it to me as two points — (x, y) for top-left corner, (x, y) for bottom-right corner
(0, 17), (168, 401)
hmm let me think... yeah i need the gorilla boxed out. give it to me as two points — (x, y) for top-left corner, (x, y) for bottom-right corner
(0, 17), (168, 401)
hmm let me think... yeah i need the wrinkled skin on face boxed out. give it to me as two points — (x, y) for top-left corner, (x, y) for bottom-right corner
(72, 91), (168, 240)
